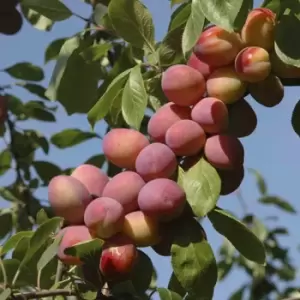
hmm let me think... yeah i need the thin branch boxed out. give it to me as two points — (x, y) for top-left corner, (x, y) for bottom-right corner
(12, 289), (77, 300)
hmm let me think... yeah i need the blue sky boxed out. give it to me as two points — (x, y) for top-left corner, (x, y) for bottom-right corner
(1, 0), (300, 299)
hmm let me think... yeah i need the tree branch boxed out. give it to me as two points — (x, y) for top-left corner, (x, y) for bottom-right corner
(12, 289), (77, 300)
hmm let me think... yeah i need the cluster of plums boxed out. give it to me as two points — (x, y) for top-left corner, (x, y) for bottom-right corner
(0, 0), (22, 35)
(46, 7), (300, 282)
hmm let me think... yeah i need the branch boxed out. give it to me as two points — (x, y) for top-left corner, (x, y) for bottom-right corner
(12, 289), (77, 300)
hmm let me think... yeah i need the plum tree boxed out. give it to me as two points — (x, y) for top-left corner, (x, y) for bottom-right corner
(122, 211), (161, 247)
(48, 175), (92, 225)
(241, 8), (276, 51)
(71, 164), (109, 198)
(187, 52), (216, 79)
(206, 66), (247, 104)
(161, 64), (206, 106)
(102, 128), (149, 170)
(100, 234), (138, 281)
(217, 166), (245, 195)
(0, 95), (8, 124)
(191, 97), (229, 134)
(227, 99), (257, 137)
(235, 47), (271, 83)
(138, 178), (186, 221)
(194, 25), (243, 67)
(165, 120), (206, 156)
(204, 135), (245, 169)
(102, 171), (145, 214)
(135, 142), (177, 182)
(57, 226), (92, 265)
(147, 103), (191, 143)
(84, 197), (125, 239)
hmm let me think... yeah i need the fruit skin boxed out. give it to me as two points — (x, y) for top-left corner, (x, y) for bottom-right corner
(165, 120), (206, 157)
(102, 128), (149, 170)
(0, 9), (22, 35)
(84, 197), (125, 239)
(48, 175), (92, 225)
(100, 234), (138, 281)
(135, 142), (177, 182)
(235, 47), (271, 83)
(138, 178), (186, 221)
(0, 95), (8, 124)
(102, 171), (145, 214)
(57, 226), (92, 265)
(161, 64), (206, 107)
(249, 74), (284, 107)
(204, 135), (244, 169)
(270, 52), (300, 78)
(147, 103), (191, 143)
(122, 211), (161, 247)
(191, 97), (228, 134)
(241, 8), (276, 51)
(194, 26), (243, 67)
(187, 52), (216, 79)
(218, 166), (245, 195)
(206, 66), (247, 104)
(227, 98), (257, 138)
(71, 164), (109, 198)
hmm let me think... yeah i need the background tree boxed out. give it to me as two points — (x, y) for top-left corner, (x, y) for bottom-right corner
(0, 0), (300, 299)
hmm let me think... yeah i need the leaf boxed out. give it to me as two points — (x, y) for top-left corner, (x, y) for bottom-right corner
(33, 161), (62, 183)
(4, 62), (44, 81)
(85, 155), (106, 168)
(80, 43), (112, 63)
(121, 65), (147, 130)
(248, 168), (267, 195)
(108, 0), (155, 51)
(24, 102), (56, 122)
(87, 69), (131, 128)
(168, 273), (186, 298)
(19, 217), (63, 268)
(0, 211), (12, 239)
(199, 0), (246, 32)
(0, 259), (20, 285)
(51, 129), (98, 149)
(37, 235), (62, 271)
(171, 0), (187, 7)
(0, 288), (11, 300)
(21, 0), (73, 21)
(261, 0), (281, 14)
(36, 209), (49, 225)
(18, 83), (48, 100)
(171, 218), (218, 299)
(45, 38), (68, 63)
(168, 3), (191, 32)
(0, 149), (12, 176)
(208, 207), (266, 264)
(1, 231), (33, 255)
(157, 288), (182, 300)
(259, 196), (296, 214)
(177, 158), (221, 217)
(182, 0), (205, 55)
(64, 239), (104, 260)
(93, 3), (108, 25)
(229, 285), (246, 300)
(291, 100), (300, 138)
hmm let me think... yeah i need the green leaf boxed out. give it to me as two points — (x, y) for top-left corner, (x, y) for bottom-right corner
(45, 38), (68, 63)
(0, 288), (11, 300)
(259, 196), (296, 214)
(33, 161), (62, 183)
(177, 158), (221, 217)
(87, 69), (131, 128)
(168, 3), (191, 32)
(20, 4), (53, 31)
(21, 0), (73, 21)
(19, 217), (63, 268)
(182, 0), (205, 55)
(18, 83), (48, 100)
(168, 273), (186, 298)
(64, 239), (104, 260)
(208, 208), (266, 264)
(0, 149), (12, 176)
(50, 129), (98, 149)
(0, 211), (13, 239)
(261, 0), (281, 14)
(171, 0), (187, 7)
(199, 0), (245, 32)
(85, 155), (106, 168)
(248, 168), (267, 195)
(0, 259), (20, 285)
(23, 102), (56, 122)
(1, 231), (33, 255)
(80, 43), (112, 62)
(171, 218), (217, 299)
(108, 0), (155, 51)
(36, 209), (49, 225)
(37, 235), (62, 271)
(275, 7), (300, 67)
(291, 100), (300, 138)
(12, 237), (31, 261)
(121, 65), (147, 130)
(157, 288), (182, 300)
(229, 285), (246, 300)
(93, 3), (108, 25)
(4, 62), (44, 81)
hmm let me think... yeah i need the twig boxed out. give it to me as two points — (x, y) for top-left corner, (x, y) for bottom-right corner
(12, 289), (77, 300)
